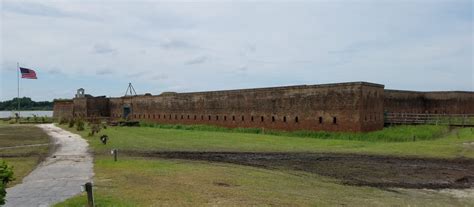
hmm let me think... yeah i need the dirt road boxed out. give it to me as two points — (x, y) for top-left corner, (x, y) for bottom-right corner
(5, 124), (93, 207)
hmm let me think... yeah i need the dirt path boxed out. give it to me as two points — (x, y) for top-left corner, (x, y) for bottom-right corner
(125, 151), (474, 189)
(5, 124), (93, 207)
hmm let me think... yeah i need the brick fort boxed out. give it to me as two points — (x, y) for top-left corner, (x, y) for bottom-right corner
(53, 81), (474, 132)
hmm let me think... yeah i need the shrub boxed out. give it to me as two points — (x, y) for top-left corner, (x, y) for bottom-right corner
(76, 119), (85, 131)
(89, 123), (101, 136)
(59, 117), (68, 125)
(68, 119), (75, 128)
(0, 161), (14, 205)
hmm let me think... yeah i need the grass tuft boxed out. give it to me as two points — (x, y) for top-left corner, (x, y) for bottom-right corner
(139, 122), (449, 142)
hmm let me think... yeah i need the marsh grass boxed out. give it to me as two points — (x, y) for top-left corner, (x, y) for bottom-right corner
(140, 122), (449, 142)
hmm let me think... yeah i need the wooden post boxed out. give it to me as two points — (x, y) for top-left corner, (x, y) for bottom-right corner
(85, 182), (94, 207)
(112, 149), (118, 161)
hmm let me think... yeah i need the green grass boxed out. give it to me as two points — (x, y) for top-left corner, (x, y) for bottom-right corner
(56, 156), (474, 207)
(1, 117), (53, 124)
(60, 124), (474, 158)
(1, 157), (39, 186)
(0, 125), (50, 147)
(140, 122), (450, 142)
(54, 124), (474, 206)
(0, 124), (50, 186)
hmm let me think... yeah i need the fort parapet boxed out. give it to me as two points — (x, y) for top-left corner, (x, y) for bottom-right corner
(384, 90), (474, 114)
(53, 81), (474, 132)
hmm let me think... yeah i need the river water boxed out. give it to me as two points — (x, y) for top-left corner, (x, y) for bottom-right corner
(0, 111), (53, 118)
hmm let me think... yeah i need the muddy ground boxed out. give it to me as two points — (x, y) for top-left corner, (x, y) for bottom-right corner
(120, 151), (474, 189)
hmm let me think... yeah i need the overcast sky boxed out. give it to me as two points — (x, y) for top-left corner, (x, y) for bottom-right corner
(0, 0), (472, 101)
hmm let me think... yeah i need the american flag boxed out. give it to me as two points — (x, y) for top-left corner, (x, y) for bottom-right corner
(20, 67), (38, 79)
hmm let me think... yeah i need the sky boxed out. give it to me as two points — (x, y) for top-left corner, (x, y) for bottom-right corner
(0, 0), (472, 101)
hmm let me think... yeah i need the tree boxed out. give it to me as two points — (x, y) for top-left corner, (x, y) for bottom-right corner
(0, 97), (53, 110)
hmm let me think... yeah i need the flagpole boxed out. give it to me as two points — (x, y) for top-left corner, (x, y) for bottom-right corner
(17, 62), (20, 116)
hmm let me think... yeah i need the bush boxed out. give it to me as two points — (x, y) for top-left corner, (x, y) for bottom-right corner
(0, 161), (14, 205)
(89, 123), (101, 136)
(59, 117), (68, 125)
(68, 119), (75, 128)
(76, 119), (85, 131)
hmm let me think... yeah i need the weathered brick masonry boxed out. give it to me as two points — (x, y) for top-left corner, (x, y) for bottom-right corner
(52, 100), (74, 119)
(384, 90), (474, 114)
(53, 81), (473, 132)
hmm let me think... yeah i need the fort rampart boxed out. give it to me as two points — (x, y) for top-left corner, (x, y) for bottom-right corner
(53, 81), (473, 132)
(384, 90), (474, 114)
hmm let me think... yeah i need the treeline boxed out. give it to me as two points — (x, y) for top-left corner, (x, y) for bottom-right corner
(0, 97), (53, 110)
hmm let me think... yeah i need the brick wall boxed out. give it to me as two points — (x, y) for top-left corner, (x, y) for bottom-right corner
(86, 96), (110, 117)
(73, 98), (87, 118)
(52, 100), (74, 119)
(54, 82), (473, 132)
(360, 85), (385, 131)
(384, 90), (474, 114)
(108, 82), (385, 132)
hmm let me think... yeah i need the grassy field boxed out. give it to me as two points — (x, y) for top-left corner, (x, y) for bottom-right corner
(141, 122), (451, 142)
(0, 124), (50, 186)
(56, 156), (473, 207)
(54, 123), (474, 206)
(62, 124), (473, 158)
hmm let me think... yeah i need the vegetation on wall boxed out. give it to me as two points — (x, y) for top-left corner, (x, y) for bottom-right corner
(0, 97), (53, 111)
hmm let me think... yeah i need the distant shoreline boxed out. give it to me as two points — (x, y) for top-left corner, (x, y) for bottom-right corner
(0, 111), (53, 118)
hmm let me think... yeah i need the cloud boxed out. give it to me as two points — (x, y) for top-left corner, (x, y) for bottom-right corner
(46, 68), (63, 75)
(96, 69), (114, 75)
(127, 71), (146, 78)
(185, 56), (208, 65)
(2, 1), (70, 17)
(239, 43), (257, 58)
(0, 61), (17, 72)
(160, 39), (197, 50)
(137, 10), (195, 30)
(151, 74), (168, 80)
(126, 70), (162, 79)
(2, 1), (99, 21)
(233, 65), (248, 75)
(92, 43), (118, 55)
(247, 44), (256, 53)
(1, 1), (472, 101)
